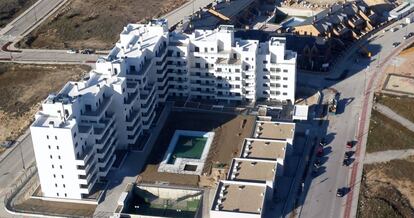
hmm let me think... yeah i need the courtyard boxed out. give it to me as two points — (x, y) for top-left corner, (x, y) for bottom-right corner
(137, 111), (256, 187)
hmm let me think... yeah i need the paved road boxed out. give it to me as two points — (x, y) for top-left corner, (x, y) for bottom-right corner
(163, 0), (214, 27)
(0, 134), (35, 217)
(297, 21), (414, 218)
(374, 103), (414, 132)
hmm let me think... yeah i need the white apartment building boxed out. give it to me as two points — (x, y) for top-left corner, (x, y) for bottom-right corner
(30, 19), (297, 200)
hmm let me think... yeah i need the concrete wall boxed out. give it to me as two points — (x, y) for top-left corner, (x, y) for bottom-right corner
(136, 185), (202, 199)
(277, 7), (321, 17)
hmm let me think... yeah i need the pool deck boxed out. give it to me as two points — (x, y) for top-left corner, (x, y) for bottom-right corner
(158, 130), (215, 175)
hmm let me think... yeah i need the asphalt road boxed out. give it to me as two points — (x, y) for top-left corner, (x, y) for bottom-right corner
(297, 21), (414, 218)
(163, 0), (214, 27)
(0, 134), (35, 217)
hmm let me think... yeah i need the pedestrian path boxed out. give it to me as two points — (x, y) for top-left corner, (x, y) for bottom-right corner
(374, 103), (414, 132)
(364, 149), (414, 164)
(363, 103), (414, 164)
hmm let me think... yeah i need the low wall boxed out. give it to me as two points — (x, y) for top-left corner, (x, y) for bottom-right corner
(277, 7), (322, 17)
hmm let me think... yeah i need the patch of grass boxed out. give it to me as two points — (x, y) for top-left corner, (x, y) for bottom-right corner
(366, 110), (414, 153)
(377, 94), (414, 124)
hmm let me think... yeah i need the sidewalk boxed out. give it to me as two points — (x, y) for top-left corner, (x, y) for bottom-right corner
(374, 103), (414, 132)
(364, 149), (414, 164)
(0, 129), (30, 163)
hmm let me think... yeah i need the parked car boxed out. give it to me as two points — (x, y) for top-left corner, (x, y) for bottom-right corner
(81, 49), (95, 54)
(336, 188), (346, 197)
(393, 42), (401, 47)
(0, 140), (14, 148)
(317, 145), (324, 157)
(66, 49), (78, 54)
(346, 141), (353, 148)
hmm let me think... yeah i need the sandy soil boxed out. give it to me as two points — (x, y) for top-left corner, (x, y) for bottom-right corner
(0, 63), (90, 143)
(18, 0), (188, 50)
(358, 156), (414, 217)
(138, 111), (255, 187)
(378, 43), (414, 93)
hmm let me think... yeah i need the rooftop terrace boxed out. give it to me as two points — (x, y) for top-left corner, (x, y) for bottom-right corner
(228, 158), (277, 183)
(254, 121), (295, 140)
(212, 181), (266, 215)
(241, 138), (287, 160)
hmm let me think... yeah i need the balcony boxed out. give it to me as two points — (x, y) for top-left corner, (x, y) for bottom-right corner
(82, 96), (112, 118)
(126, 109), (140, 123)
(75, 147), (94, 166)
(124, 91), (138, 105)
(99, 155), (116, 177)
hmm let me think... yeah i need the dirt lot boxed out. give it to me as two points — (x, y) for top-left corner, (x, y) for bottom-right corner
(138, 111), (255, 187)
(376, 94), (414, 124)
(18, 0), (187, 50)
(0, 0), (37, 28)
(0, 63), (90, 144)
(366, 110), (414, 153)
(358, 156), (414, 218)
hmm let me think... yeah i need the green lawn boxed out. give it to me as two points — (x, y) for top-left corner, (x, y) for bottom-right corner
(377, 94), (414, 124)
(366, 110), (414, 153)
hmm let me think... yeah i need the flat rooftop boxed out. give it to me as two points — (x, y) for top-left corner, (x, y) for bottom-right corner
(241, 138), (287, 160)
(254, 121), (295, 140)
(228, 158), (276, 183)
(212, 181), (265, 214)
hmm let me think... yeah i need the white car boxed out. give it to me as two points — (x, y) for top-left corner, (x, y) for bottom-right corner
(66, 49), (78, 54)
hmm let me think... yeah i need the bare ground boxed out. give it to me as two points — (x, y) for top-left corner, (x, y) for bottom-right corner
(358, 156), (414, 218)
(0, 0), (37, 28)
(0, 63), (90, 143)
(17, 0), (188, 50)
(138, 111), (255, 187)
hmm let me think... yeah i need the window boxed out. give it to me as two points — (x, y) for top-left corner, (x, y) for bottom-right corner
(55, 183), (57, 187)
(53, 174), (56, 178)
(283, 85), (288, 88)
(56, 146), (59, 150)
(73, 132), (77, 138)
(52, 164), (54, 169)
(57, 193), (59, 197)
(60, 165), (62, 169)
(276, 68), (281, 72)
(235, 77), (240, 81)
(55, 136), (58, 140)
(58, 155), (61, 160)
(63, 184), (66, 188)
(283, 92), (287, 95)
(50, 155), (53, 159)
(283, 69), (288, 73)
(283, 77), (288, 80)
(64, 193), (67, 197)
(61, 175), (64, 179)
(195, 63), (200, 68)
(263, 84), (268, 87)
(195, 47), (199, 52)
(48, 145), (51, 149)
(204, 47), (208, 52)
(263, 60), (268, 64)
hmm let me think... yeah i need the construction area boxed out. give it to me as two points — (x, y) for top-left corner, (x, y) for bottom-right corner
(137, 111), (256, 187)
(358, 157), (414, 218)
(17, 0), (188, 49)
(358, 40), (414, 217)
(0, 63), (90, 151)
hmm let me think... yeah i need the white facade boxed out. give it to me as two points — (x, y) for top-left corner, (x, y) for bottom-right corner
(31, 19), (297, 200)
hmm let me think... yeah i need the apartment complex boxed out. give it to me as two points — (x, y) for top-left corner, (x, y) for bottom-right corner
(293, 1), (378, 40)
(30, 19), (297, 200)
(210, 121), (295, 218)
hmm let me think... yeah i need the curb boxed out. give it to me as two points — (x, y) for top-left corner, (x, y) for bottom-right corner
(0, 129), (31, 164)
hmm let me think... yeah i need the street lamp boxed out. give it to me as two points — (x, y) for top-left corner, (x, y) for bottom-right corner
(19, 143), (26, 170)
